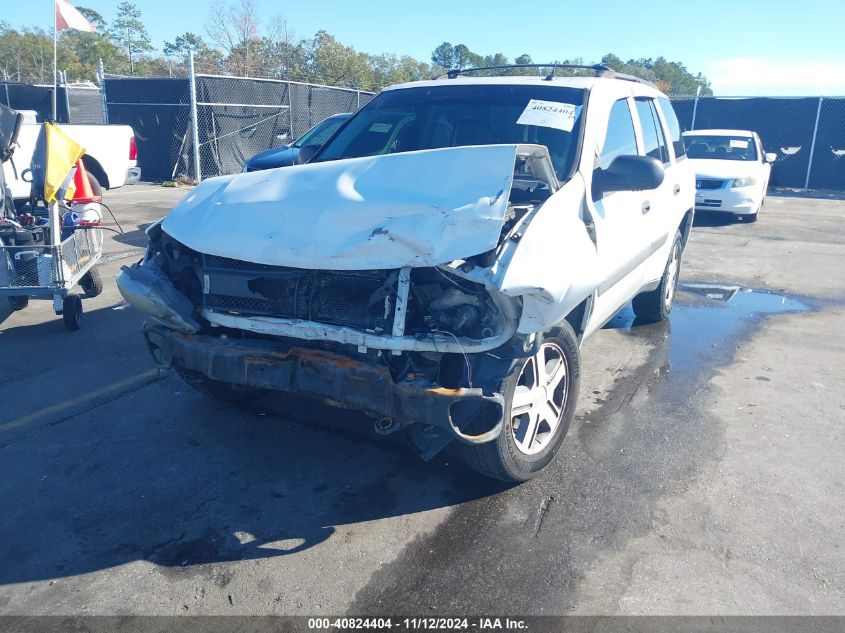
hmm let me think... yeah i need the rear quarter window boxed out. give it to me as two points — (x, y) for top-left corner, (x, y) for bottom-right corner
(635, 99), (670, 164)
(657, 97), (685, 159)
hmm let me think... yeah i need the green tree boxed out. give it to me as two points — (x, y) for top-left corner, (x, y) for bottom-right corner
(369, 53), (432, 86)
(452, 44), (483, 69)
(510, 54), (537, 76)
(75, 7), (107, 31)
(431, 42), (454, 70)
(302, 30), (373, 89)
(599, 54), (712, 95)
(0, 26), (77, 83)
(109, 1), (153, 75)
(59, 6), (121, 81)
(163, 32), (222, 74)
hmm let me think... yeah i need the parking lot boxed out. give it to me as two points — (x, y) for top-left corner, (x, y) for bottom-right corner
(0, 185), (843, 615)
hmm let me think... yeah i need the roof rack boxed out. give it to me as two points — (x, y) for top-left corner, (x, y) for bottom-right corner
(438, 63), (657, 88)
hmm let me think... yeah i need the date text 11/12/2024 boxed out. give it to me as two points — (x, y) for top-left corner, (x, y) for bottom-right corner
(307, 618), (528, 630)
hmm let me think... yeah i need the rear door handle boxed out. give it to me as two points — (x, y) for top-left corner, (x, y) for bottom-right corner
(673, 184), (681, 195)
(641, 200), (651, 214)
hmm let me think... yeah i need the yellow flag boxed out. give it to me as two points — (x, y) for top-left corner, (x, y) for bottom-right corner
(44, 122), (85, 202)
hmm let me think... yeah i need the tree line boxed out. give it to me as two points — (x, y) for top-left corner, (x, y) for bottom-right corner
(0, 0), (712, 95)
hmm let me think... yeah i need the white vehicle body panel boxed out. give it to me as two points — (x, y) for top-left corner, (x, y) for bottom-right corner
(4, 122), (137, 199)
(492, 175), (601, 334)
(162, 145), (517, 271)
(576, 83), (693, 336)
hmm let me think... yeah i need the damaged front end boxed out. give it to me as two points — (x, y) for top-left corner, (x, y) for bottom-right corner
(118, 144), (558, 456)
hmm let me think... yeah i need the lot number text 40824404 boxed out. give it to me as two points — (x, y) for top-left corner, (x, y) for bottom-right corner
(307, 618), (528, 630)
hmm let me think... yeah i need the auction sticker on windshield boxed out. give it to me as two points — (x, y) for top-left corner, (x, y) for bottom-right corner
(516, 100), (579, 132)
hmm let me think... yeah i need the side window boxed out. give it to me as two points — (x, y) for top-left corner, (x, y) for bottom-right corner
(648, 101), (670, 164)
(657, 97), (685, 159)
(635, 99), (669, 164)
(597, 99), (637, 171)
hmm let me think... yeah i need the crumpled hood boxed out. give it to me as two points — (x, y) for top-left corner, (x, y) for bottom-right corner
(162, 145), (517, 270)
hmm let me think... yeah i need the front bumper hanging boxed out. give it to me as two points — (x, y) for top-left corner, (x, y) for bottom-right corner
(143, 323), (504, 445)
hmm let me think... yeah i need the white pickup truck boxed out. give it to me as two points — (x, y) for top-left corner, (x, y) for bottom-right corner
(3, 111), (139, 200)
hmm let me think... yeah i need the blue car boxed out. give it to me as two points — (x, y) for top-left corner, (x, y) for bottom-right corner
(243, 113), (351, 172)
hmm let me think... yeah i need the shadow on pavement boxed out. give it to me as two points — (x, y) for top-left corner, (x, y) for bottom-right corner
(112, 222), (151, 249)
(0, 304), (505, 585)
(692, 212), (747, 227)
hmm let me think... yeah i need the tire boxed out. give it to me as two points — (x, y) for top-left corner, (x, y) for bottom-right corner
(8, 296), (29, 310)
(176, 367), (266, 403)
(460, 322), (581, 483)
(80, 267), (104, 297)
(632, 230), (683, 323)
(62, 293), (83, 330)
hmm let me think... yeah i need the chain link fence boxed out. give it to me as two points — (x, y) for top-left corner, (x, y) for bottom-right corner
(0, 79), (103, 124)
(671, 96), (845, 190)
(101, 56), (373, 183)
(191, 74), (371, 178)
(102, 76), (193, 183)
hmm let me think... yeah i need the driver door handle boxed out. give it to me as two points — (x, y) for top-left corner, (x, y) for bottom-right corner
(641, 200), (651, 214)
(673, 184), (681, 195)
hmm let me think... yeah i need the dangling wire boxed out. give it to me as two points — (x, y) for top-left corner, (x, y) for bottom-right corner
(434, 329), (473, 389)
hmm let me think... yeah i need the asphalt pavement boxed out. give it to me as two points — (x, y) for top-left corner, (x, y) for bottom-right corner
(0, 185), (842, 616)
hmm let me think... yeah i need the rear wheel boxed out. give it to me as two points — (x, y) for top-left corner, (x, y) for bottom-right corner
(460, 322), (580, 483)
(632, 230), (682, 323)
(176, 367), (266, 403)
(80, 267), (104, 297)
(8, 296), (29, 311)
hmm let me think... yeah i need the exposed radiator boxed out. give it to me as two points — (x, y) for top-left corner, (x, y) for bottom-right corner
(201, 254), (395, 332)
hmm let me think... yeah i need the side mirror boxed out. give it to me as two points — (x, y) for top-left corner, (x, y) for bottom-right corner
(764, 152), (777, 163)
(594, 155), (665, 194)
(297, 144), (321, 164)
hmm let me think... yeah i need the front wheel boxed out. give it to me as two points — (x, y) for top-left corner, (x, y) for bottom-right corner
(460, 322), (581, 483)
(632, 230), (683, 323)
(62, 293), (83, 330)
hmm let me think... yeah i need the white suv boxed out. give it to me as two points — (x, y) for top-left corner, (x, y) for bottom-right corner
(118, 65), (695, 482)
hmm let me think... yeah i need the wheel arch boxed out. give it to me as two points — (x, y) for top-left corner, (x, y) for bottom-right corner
(563, 294), (594, 344)
(679, 208), (694, 249)
(81, 154), (109, 189)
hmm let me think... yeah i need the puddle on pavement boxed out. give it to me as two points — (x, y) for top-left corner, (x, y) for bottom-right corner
(605, 284), (809, 382)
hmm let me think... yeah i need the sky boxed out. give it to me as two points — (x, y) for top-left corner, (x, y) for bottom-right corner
(4, 0), (845, 95)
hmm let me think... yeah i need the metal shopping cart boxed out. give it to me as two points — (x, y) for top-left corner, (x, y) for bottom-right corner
(0, 104), (104, 330)
(0, 225), (102, 329)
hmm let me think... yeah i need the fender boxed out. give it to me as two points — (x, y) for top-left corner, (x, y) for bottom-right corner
(492, 175), (602, 334)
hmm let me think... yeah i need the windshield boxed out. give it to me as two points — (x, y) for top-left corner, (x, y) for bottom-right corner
(292, 115), (348, 148)
(314, 84), (586, 178)
(685, 135), (757, 161)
